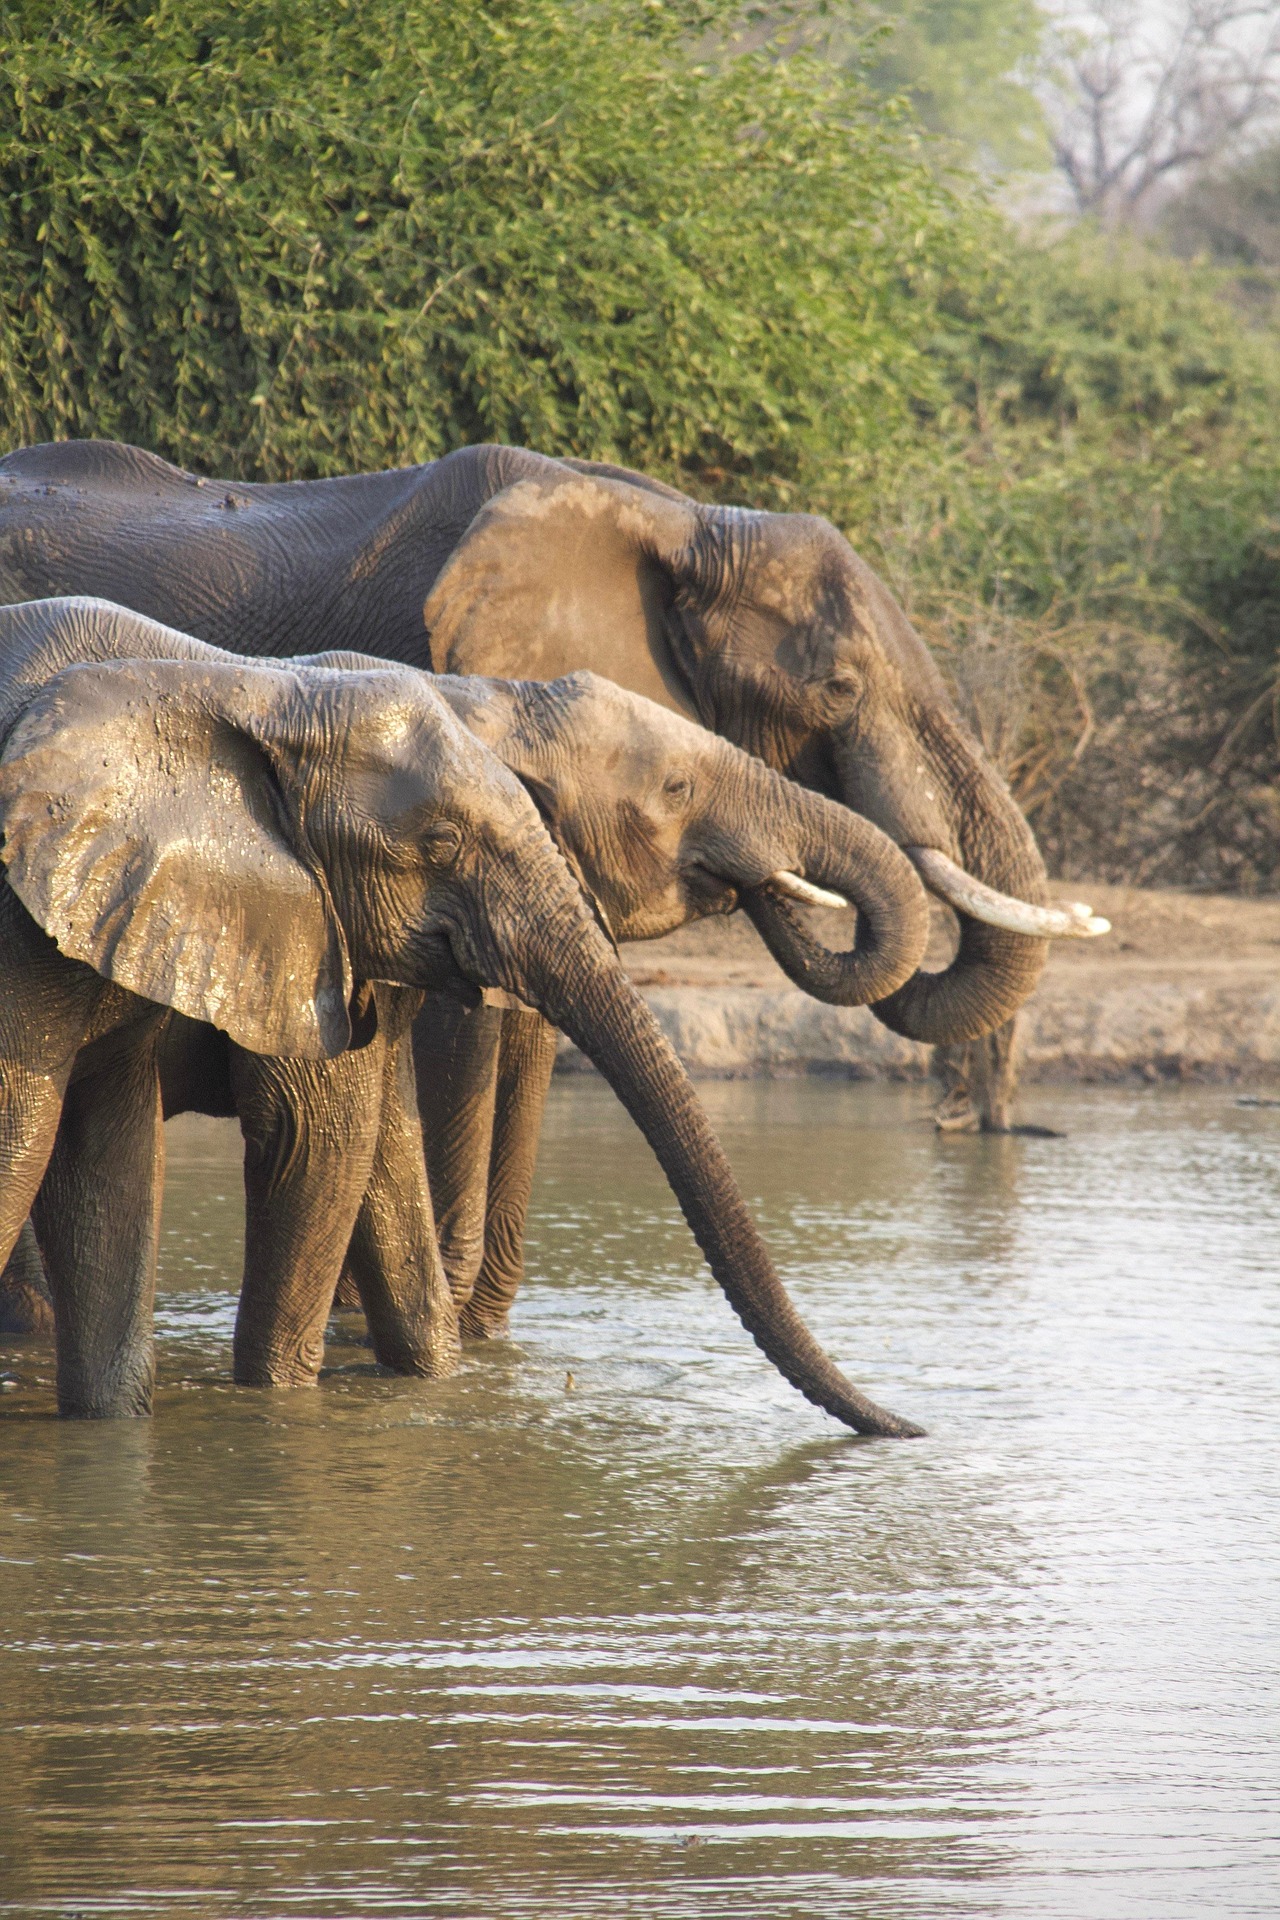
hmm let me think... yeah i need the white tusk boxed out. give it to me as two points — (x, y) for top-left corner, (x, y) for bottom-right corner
(905, 847), (1110, 940)
(768, 869), (852, 912)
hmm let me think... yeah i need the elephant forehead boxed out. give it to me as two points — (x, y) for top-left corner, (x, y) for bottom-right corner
(325, 675), (501, 786)
(548, 674), (710, 762)
(750, 544), (836, 628)
(397, 721), (543, 834)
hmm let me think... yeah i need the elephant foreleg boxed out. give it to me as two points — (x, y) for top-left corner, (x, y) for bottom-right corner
(936, 1021), (1043, 1136)
(969, 1016), (1021, 1134)
(230, 1045), (383, 1387)
(344, 1026), (460, 1379)
(413, 992), (504, 1307)
(33, 1014), (166, 1418)
(932, 1017), (1025, 1135)
(0, 906), (101, 1338)
(462, 1007), (558, 1338)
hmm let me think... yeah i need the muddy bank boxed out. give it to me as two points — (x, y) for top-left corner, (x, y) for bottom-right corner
(554, 883), (1280, 1086)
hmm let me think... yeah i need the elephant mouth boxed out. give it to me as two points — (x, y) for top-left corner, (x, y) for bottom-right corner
(405, 926), (485, 1001)
(680, 862), (740, 918)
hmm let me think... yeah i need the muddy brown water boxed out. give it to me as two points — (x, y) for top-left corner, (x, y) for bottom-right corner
(1, 1080), (1277, 1918)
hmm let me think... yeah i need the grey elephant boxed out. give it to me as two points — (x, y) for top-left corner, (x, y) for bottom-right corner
(0, 596), (923, 1436)
(0, 440), (1107, 1312)
(6, 652), (935, 1362)
(411, 668), (933, 1332)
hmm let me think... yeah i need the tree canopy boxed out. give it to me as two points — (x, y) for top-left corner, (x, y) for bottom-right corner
(0, 0), (975, 484)
(1, 0), (1278, 885)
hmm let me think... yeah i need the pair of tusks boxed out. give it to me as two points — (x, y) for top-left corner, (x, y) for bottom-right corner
(768, 848), (1111, 940)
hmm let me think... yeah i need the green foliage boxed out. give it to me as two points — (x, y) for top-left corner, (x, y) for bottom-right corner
(0, 0), (1277, 885)
(849, 0), (1048, 172)
(863, 236), (1280, 887)
(0, 0), (972, 483)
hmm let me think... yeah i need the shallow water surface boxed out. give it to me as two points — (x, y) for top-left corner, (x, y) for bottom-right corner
(1, 1079), (1277, 1917)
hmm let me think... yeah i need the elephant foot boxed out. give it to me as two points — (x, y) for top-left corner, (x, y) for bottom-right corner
(57, 1391), (154, 1419)
(56, 1355), (155, 1418)
(933, 1085), (980, 1134)
(459, 1304), (511, 1340)
(389, 1337), (462, 1379)
(232, 1334), (324, 1388)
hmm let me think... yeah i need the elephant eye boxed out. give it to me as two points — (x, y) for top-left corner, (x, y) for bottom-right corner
(422, 819), (463, 869)
(662, 771), (693, 808)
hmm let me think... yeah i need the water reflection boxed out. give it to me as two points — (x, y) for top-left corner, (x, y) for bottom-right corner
(1, 1082), (1277, 1917)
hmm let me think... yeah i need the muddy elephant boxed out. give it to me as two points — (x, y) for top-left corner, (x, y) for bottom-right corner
(0, 440), (1106, 1300)
(399, 667), (930, 1329)
(0, 597), (922, 1435)
(6, 652), (934, 1360)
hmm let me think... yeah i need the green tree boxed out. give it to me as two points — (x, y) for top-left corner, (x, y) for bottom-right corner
(772, 0), (1049, 172)
(0, 0), (974, 484)
(860, 0), (1048, 170)
(2, 0), (1278, 885)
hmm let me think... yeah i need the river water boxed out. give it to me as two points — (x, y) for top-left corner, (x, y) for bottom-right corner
(1, 1079), (1277, 1918)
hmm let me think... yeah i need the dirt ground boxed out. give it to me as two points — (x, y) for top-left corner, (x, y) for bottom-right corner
(606, 881), (1280, 1084)
(620, 881), (1280, 988)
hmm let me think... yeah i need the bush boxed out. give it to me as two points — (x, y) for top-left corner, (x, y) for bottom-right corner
(0, 0), (973, 484)
(859, 235), (1280, 889)
(1, 2), (1277, 886)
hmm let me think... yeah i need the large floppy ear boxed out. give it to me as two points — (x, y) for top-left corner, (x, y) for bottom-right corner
(0, 658), (356, 1060)
(423, 471), (700, 707)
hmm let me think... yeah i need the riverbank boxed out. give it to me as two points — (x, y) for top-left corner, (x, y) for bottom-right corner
(555, 883), (1280, 1088)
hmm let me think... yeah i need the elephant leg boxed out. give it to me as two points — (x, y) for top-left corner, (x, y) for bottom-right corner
(931, 1040), (980, 1133)
(0, 914), (102, 1337)
(33, 1013), (167, 1418)
(462, 1007), (558, 1339)
(332, 1265), (363, 1313)
(230, 1044), (384, 1388)
(970, 1016), (1021, 1134)
(412, 992), (504, 1307)
(933, 1019), (1028, 1135)
(0, 1223), (53, 1337)
(344, 1026), (461, 1379)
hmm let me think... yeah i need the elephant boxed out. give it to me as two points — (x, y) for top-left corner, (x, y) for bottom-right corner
(0, 440), (1107, 1314)
(410, 667), (933, 1332)
(0, 595), (923, 1436)
(4, 654), (935, 1351)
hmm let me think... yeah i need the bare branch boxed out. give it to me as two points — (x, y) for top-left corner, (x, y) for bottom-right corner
(1043, 0), (1280, 219)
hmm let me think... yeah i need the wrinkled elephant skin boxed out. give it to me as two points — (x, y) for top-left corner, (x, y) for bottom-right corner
(0, 598), (921, 1436)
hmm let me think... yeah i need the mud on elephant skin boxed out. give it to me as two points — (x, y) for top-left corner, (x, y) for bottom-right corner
(0, 598), (920, 1436)
(0, 437), (1108, 1049)
(408, 667), (933, 1330)
(0, 438), (1107, 1296)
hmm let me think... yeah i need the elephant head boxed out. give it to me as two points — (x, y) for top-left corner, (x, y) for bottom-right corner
(0, 624), (920, 1436)
(422, 456), (1107, 1045)
(433, 669), (931, 1007)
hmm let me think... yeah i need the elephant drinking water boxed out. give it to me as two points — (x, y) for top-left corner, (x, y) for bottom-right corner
(0, 596), (923, 1435)
(0, 440), (1108, 1322)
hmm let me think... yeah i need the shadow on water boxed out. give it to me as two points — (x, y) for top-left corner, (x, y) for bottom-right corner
(1, 1081), (1278, 1917)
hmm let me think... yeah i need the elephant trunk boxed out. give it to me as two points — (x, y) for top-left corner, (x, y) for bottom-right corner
(869, 739), (1051, 1046)
(515, 922), (923, 1437)
(738, 777), (930, 1007)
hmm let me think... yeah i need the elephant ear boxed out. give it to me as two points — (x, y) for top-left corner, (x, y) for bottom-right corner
(423, 471), (700, 711)
(0, 658), (356, 1060)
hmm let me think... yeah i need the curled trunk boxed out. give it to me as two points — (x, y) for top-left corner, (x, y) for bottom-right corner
(868, 740), (1051, 1047)
(737, 776), (931, 1007)
(524, 934), (923, 1437)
